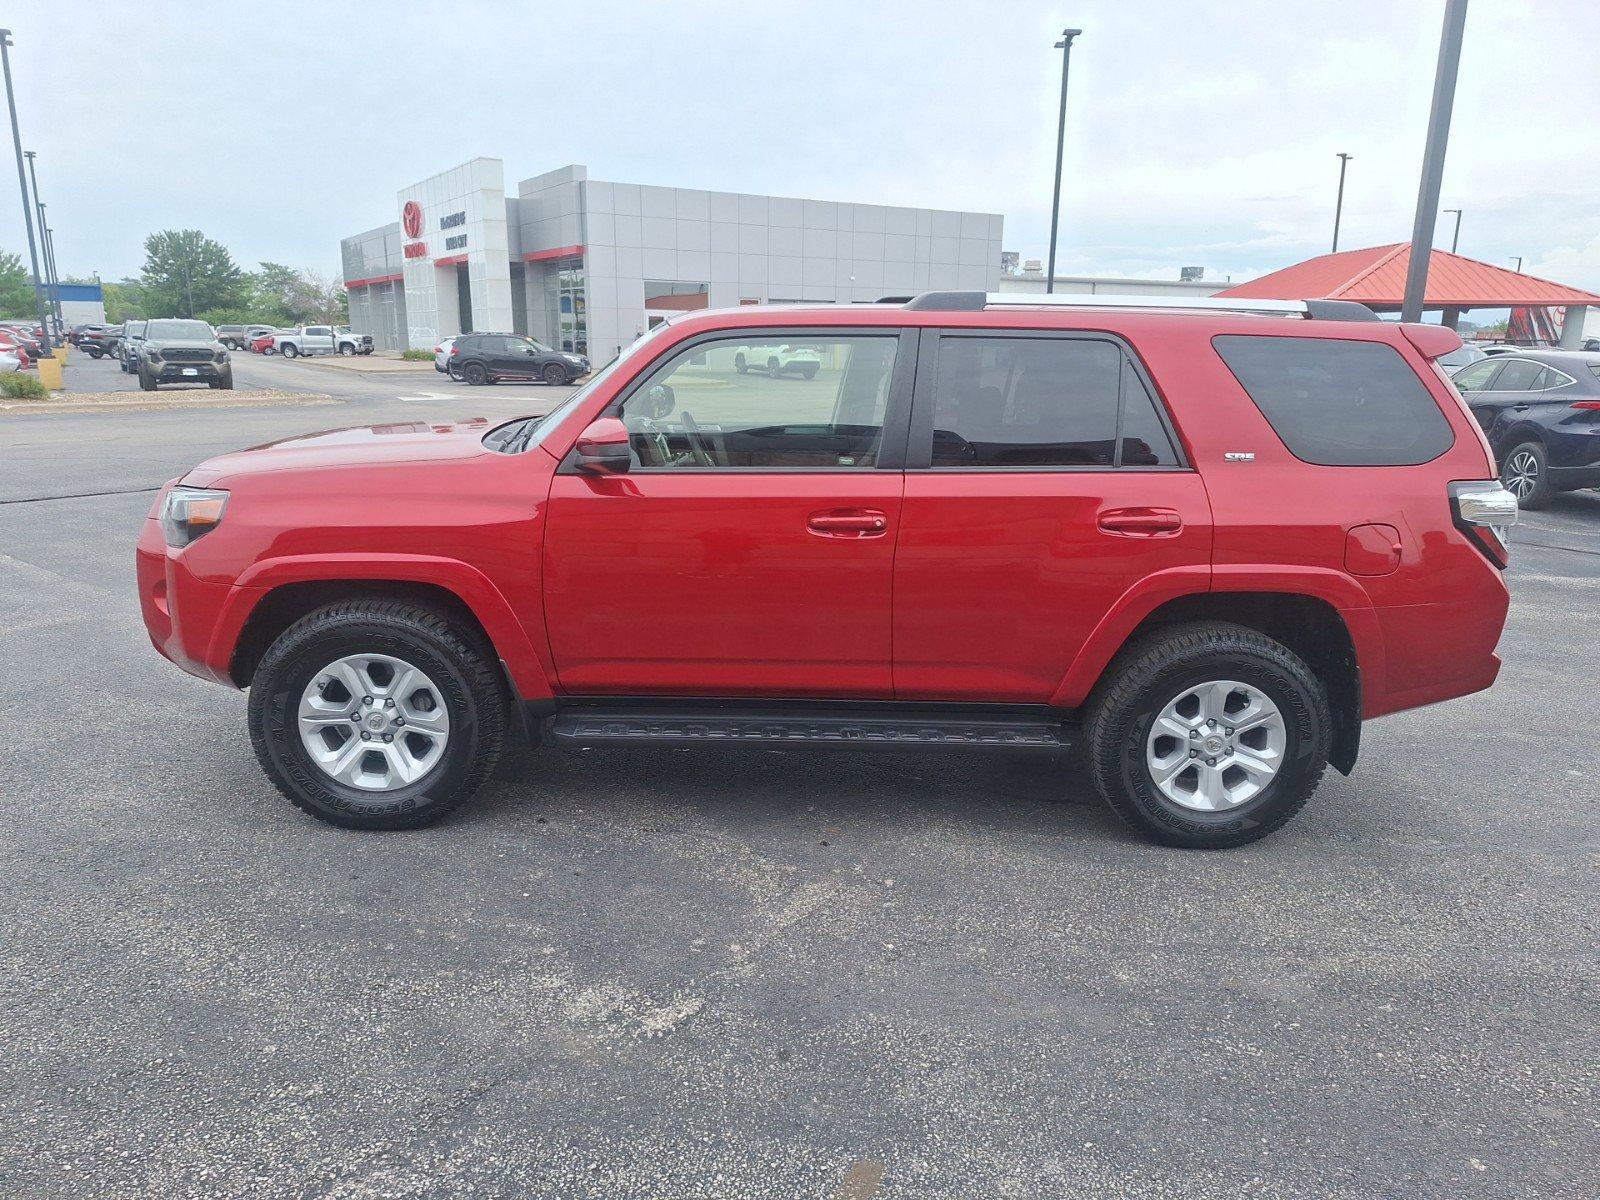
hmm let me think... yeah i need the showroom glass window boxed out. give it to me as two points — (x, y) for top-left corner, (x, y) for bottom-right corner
(618, 335), (898, 469)
(544, 257), (586, 355)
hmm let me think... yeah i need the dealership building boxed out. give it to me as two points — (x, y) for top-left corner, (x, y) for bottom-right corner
(339, 158), (1004, 361)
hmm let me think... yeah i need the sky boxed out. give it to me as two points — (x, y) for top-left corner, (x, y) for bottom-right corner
(12, 0), (1600, 291)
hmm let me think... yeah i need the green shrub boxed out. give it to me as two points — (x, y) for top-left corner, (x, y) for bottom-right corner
(0, 371), (49, 399)
(400, 349), (433, 361)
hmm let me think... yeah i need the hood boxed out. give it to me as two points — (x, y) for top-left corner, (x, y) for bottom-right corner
(149, 338), (224, 351)
(183, 418), (495, 486)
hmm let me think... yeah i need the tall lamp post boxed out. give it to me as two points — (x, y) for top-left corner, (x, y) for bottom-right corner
(1044, 27), (1083, 294)
(1331, 152), (1353, 253)
(1443, 208), (1462, 253)
(1401, 0), (1469, 324)
(25, 152), (62, 327)
(0, 30), (53, 352)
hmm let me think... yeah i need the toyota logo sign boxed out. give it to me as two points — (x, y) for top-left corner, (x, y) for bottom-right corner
(401, 200), (423, 239)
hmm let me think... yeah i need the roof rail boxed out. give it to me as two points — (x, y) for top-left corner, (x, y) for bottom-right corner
(901, 291), (1378, 322)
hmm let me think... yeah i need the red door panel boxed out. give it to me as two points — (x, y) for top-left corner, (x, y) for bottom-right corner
(893, 472), (1212, 701)
(544, 472), (904, 696)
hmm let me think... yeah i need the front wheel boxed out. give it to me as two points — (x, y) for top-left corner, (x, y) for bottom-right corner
(1500, 441), (1552, 510)
(87, 347), (103, 359)
(137, 365), (157, 391)
(339, 343), (355, 356)
(542, 362), (568, 386)
(247, 600), (510, 830)
(1085, 622), (1331, 849)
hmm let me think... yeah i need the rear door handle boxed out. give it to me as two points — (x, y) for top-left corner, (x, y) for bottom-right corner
(807, 509), (889, 538)
(1098, 507), (1183, 537)
(1512, 403), (1531, 411)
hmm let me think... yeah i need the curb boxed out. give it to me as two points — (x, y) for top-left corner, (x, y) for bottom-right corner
(0, 391), (339, 417)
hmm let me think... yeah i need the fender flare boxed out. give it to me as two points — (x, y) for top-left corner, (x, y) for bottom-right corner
(212, 553), (555, 700)
(1049, 564), (1384, 711)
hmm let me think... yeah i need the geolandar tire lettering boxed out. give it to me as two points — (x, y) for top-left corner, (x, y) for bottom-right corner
(1086, 621), (1332, 849)
(246, 600), (508, 831)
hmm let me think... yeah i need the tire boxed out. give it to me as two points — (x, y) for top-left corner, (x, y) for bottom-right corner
(247, 600), (510, 831)
(1500, 440), (1553, 510)
(339, 343), (355, 356)
(1085, 622), (1331, 849)
(209, 373), (233, 390)
(735, 353), (747, 374)
(768, 357), (781, 378)
(87, 347), (103, 359)
(462, 361), (488, 386)
(542, 362), (568, 386)
(138, 365), (156, 392)
(800, 365), (818, 380)
(280, 343), (299, 359)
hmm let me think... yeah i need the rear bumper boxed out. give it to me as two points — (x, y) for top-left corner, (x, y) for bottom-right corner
(1363, 575), (1510, 719)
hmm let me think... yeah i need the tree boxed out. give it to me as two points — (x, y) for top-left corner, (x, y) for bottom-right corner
(250, 262), (347, 324)
(101, 278), (145, 323)
(0, 249), (40, 319)
(139, 230), (248, 318)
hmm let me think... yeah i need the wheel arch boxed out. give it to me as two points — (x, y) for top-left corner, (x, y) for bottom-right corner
(222, 561), (554, 703)
(1064, 587), (1364, 776)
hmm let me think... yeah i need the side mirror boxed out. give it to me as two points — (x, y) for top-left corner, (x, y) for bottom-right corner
(574, 417), (632, 474)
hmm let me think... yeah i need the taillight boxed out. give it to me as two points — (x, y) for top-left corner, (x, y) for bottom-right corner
(450, 344), (461, 355)
(1449, 480), (1518, 569)
(1570, 401), (1600, 411)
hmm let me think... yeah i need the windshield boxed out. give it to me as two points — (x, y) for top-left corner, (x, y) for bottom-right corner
(146, 320), (213, 340)
(487, 325), (675, 454)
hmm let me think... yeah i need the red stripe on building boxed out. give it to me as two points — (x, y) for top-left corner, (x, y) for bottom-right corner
(522, 245), (585, 263)
(344, 272), (404, 289)
(434, 254), (469, 267)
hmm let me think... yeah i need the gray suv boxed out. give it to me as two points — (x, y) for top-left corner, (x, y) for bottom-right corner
(136, 319), (233, 391)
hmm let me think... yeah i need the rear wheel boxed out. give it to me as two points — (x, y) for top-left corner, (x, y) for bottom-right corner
(542, 362), (568, 386)
(1500, 441), (1552, 510)
(768, 356), (782, 378)
(462, 361), (489, 385)
(1085, 622), (1331, 849)
(87, 347), (103, 359)
(247, 600), (509, 830)
(281, 343), (299, 359)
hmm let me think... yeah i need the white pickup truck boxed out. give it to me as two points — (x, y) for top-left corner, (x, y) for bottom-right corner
(274, 325), (374, 358)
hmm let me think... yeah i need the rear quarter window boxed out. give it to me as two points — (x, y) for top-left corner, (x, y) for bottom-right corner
(1213, 335), (1455, 466)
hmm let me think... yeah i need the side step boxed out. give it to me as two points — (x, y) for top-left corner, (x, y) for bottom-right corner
(545, 707), (1074, 752)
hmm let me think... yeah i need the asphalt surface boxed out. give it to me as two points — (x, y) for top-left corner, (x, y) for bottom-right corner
(1, 361), (1596, 1198)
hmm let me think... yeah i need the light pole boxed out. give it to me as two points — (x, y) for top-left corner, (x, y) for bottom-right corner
(1511, 256), (1523, 273)
(1401, 0), (1468, 323)
(1443, 208), (1462, 253)
(25, 152), (62, 328)
(1044, 27), (1083, 295)
(0, 30), (53, 352)
(1332, 153), (1353, 253)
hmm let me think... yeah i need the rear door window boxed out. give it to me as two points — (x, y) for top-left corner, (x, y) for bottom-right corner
(1213, 335), (1454, 467)
(927, 335), (1179, 468)
(1488, 359), (1543, 392)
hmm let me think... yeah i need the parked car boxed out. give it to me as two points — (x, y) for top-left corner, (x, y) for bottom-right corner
(0, 350), (19, 373)
(1437, 342), (1486, 372)
(449, 333), (588, 385)
(1581, 337), (1599, 352)
(434, 337), (457, 375)
(69, 323), (115, 346)
(214, 324), (276, 351)
(134, 318), (233, 392)
(733, 342), (823, 378)
(137, 292), (1515, 847)
(0, 329), (35, 368)
(249, 330), (286, 354)
(119, 320), (149, 373)
(1450, 350), (1600, 508)
(274, 325), (373, 358)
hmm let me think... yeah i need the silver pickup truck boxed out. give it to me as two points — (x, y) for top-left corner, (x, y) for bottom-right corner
(274, 325), (374, 358)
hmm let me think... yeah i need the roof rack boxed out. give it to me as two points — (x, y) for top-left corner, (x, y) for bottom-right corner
(901, 291), (1379, 322)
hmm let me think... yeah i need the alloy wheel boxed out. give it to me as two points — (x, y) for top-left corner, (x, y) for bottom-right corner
(1503, 451), (1539, 500)
(297, 653), (450, 791)
(1145, 679), (1286, 811)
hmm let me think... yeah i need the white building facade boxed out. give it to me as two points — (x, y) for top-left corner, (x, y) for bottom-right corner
(341, 159), (1004, 362)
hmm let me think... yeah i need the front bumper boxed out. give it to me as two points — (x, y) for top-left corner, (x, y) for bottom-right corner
(137, 516), (241, 685)
(146, 357), (228, 380)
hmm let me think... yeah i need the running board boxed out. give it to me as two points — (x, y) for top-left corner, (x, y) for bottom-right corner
(545, 707), (1074, 751)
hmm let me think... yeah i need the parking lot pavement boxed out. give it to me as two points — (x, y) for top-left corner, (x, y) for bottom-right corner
(0, 405), (1595, 1198)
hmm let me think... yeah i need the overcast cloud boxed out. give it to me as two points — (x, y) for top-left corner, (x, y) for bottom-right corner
(13, 0), (1599, 290)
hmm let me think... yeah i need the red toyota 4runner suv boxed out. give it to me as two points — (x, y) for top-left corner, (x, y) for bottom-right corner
(137, 293), (1517, 848)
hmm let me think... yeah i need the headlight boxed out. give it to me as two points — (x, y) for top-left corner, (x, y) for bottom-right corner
(145, 348), (161, 363)
(214, 349), (228, 363)
(160, 486), (229, 547)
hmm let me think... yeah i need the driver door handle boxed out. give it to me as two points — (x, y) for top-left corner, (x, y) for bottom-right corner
(807, 509), (889, 538)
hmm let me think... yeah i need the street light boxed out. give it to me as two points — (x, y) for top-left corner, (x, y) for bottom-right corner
(1044, 27), (1083, 295)
(1332, 153), (1353, 253)
(1443, 208), (1462, 253)
(0, 29), (54, 352)
(25, 151), (63, 328)
(1511, 256), (1523, 273)
(1401, 0), (1468, 323)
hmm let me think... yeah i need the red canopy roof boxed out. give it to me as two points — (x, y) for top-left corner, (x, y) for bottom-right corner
(1215, 244), (1600, 310)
